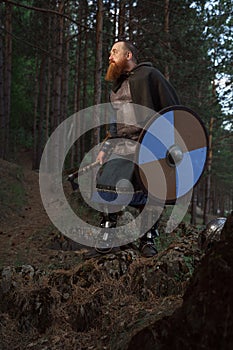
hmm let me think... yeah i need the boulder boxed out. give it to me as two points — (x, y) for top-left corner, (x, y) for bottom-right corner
(127, 212), (233, 350)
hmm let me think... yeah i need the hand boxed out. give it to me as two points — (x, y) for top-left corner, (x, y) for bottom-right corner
(96, 150), (106, 165)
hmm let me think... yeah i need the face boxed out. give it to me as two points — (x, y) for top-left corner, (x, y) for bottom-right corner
(105, 42), (129, 82)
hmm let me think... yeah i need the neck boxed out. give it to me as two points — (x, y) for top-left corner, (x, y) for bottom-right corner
(126, 61), (137, 72)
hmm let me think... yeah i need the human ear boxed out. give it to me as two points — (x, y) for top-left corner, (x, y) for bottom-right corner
(126, 51), (132, 60)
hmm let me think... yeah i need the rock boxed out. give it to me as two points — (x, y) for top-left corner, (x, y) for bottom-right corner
(18, 287), (54, 333)
(1, 266), (15, 293)
(198, 216), (227, 251)
(127, 212), (233, 350)
(20, 264), (35, 279)
(221, 211), (233, 240)
(68, 297), (101, 332)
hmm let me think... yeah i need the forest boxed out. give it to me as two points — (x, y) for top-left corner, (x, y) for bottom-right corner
(0, 1), (233, 349)
(0, 0), (232, 223)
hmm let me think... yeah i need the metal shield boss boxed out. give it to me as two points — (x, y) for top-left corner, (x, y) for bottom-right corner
(136, 106), (208, 204)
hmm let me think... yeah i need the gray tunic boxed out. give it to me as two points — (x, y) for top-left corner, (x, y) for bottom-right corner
(95, 78), (146, 205)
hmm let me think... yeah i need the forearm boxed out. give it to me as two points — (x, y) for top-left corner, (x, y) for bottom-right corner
(96, 139), (113, 165)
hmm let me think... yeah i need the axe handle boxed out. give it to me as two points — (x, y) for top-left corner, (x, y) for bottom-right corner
(67, 160), (100, 191)
(67, 160), (100, 181)
(66, 132), (112, 177)
(67, 134), (113, 191)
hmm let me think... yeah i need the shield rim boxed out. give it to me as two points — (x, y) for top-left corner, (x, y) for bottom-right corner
(135, 105), (209, 205)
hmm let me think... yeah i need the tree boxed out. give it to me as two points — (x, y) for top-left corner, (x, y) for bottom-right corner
(0, 2), (13, 159)
(0, 5), (5, 157)
(1, 0), (232, 221)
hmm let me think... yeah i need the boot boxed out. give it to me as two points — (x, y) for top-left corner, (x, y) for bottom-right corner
(95, 213), (117, 253)
(139, 223), (159, 258)
(99, 212), (117, 229)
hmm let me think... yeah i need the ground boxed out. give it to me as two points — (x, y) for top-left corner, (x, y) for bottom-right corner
(1, 149), (229, 350)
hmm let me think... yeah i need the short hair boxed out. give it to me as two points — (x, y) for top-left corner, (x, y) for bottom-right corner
(118, 40), (138, 63)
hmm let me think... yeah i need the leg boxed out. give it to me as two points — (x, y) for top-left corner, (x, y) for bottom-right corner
(139, 205), (160, 258)
(95, 205), (121, 253)
(99, 211), (118, 229)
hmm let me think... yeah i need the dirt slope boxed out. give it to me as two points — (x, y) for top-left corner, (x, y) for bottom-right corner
(0, 151), (222, 350)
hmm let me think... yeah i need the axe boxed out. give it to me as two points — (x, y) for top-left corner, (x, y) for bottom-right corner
(67, 137), (113, 191)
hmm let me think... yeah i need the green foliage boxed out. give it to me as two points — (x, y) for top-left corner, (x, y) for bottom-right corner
(0, 162), (26, 221)
(11, 57), (35, 127)
(2, 0), (232, 214)
(212, 128), (233, 190)
(12, 127), (33, 149)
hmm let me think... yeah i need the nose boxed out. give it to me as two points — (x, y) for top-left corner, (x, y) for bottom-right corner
(109, 52), (114, 61)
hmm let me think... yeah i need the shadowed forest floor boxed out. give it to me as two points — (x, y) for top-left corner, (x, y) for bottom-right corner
(0, 150), (232, 350)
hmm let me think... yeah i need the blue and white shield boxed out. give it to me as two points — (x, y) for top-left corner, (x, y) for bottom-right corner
(136, 106), (208, 204)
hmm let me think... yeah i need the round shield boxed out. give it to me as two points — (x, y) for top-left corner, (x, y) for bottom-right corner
(136, 106), (208, 204)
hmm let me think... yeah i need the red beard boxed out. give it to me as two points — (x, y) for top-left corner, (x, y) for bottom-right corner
(105, 58), (128, 82)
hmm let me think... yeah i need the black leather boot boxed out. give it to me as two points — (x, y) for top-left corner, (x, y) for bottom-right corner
(139, 224), (159, 258)
(99, 213), (117, 229)
(95, 213), (117, 253)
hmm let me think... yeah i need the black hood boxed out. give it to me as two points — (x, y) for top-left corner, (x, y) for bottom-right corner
(112, 62), (153, 93)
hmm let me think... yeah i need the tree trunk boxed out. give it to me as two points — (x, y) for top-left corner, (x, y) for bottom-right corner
(82, 2), (88, 109)
(45, 16), (52, 143)
(0, 5), (5, 158)
(53, 0), (64, 130)
(119, 0), (126, 39)
(89, 0), (103, 194)
(2, 3), (13, 158)
(164, 0), (170, 80)
(33, 57), (47, 169)
(203, 116), (215, 224)
(191, 186), (198, 225)
(93, 0), (103, 146)
(32, 55), (40, 170)
(70, 2), (88, 168)
(94, 0), (103, 107)
(72, 26), (81, 168)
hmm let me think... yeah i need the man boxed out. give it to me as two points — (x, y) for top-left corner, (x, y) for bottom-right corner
(94, 40), (179, 257)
